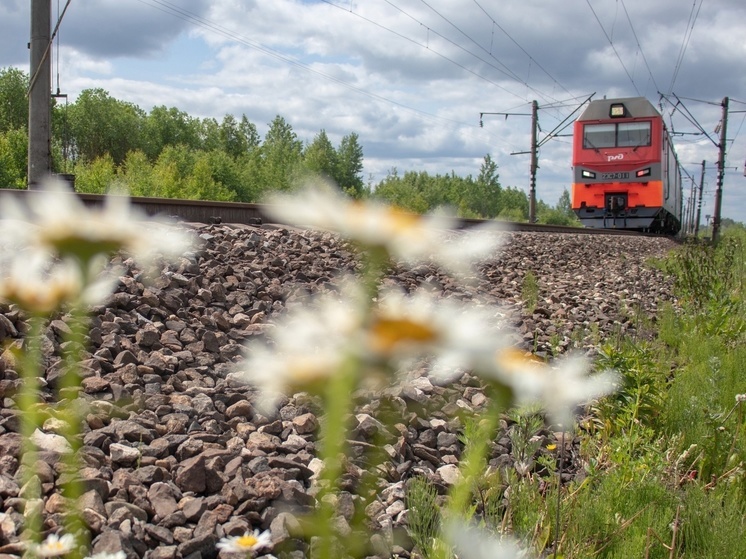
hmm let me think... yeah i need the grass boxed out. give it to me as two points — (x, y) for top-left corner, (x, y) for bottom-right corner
(404, 225), (746, 558)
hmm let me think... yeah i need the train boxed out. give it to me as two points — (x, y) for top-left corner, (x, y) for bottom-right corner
(571, 96), (682, 234)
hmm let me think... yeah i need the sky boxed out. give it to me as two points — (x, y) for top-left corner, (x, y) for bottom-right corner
(1, 0), (745, 223)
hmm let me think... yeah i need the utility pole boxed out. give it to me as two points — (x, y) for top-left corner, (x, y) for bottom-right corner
(480, 101), (539, 222)
(528, 99), (538, 223)
(28, 0), (52, 189)
(687, 177), (696, 234)
(712, 97), (728, 244)
(694, 160), (705, 238)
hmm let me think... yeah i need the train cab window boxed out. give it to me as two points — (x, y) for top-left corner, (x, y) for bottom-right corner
(583, 124), (615, 149)
(583, 121), (652, 149)
(617, 122), (651, 147)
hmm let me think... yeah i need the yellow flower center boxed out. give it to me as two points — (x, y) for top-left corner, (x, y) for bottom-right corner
(368, 317), (438, 354)
(496, 348), (545, 373)
(236, 535), (259, 548)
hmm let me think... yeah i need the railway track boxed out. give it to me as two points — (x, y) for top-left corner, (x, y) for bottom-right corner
(0, 188), (648, 237)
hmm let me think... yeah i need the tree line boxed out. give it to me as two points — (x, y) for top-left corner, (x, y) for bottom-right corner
(0, 66), (577, 223)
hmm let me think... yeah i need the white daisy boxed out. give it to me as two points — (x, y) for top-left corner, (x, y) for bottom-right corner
(33, 533), (77, 557)
(265, 181), (505, 276)
(216, 529), (272, 554)
(488, 349), (620, 428)
(233, 283), (365, 415)
(445, 520), (526, 559)
(0, 251), (118, 314)
(368, 288), (510, 380)
(0, 178), (191, 270)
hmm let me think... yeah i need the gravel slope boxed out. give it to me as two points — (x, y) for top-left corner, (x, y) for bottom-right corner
(0, 223), (679, 559)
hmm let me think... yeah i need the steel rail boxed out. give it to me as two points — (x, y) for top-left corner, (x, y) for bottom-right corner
(0, 188), (656, 237)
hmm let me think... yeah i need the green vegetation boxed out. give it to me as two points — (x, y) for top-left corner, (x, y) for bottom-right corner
(404, 226), (746, 558)
(1, 66), (579, 222)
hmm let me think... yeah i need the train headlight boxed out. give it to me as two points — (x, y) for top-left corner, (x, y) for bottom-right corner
(581, 170), (596, 179)
(610, 103), (627, 118)
(635, 168), (651, 178)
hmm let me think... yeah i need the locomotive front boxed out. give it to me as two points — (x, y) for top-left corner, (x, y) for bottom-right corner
(571, 97), (682, 233)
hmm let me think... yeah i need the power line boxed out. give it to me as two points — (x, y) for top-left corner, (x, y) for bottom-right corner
(584, 0), (640, 95)
(668, 0), (703, 93)
(330, 0), (566, 107)
(334, 0), (534, 101)
(467, 0), (574, 99)
(619, 0), (660, 93)
(135, 0), (487, 134)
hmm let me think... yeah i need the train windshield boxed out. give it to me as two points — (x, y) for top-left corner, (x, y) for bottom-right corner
(583, 121), (651, 149)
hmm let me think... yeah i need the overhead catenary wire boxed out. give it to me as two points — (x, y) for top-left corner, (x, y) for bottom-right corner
(326, 0), (535, 101)
(470, 0), (574, 99)
(619, 0), (660, 94)
(584, 0), (640, 95)
(668, 0), (704, 94)
(135, 0), (493, 135)
(328, 0), (567, 108)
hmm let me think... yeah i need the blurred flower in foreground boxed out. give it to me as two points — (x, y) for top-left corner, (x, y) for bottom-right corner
(0, 251), (117, 314)
(85, 552), (126, 559)
(491, 349), (619, 427)
(232, 284), (365, 416)
(233, 284), (514, 415)
(32, 533), (76, 557)
(216, 529), (272, 554)
(0, 178), (191, 270)
(265, 181), (505, 276)
(367, 288), (510, 375)
(445, 520), (527, 559)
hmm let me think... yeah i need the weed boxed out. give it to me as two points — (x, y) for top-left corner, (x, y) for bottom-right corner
(506, 405), (545, 477)
(405, 476), (441, 559)
(521, 270), (540, 313)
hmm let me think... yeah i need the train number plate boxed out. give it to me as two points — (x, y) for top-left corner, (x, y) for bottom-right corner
(600, 172), (629, 180)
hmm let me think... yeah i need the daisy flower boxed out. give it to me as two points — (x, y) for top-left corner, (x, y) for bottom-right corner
(0, 251), (117, 314)
(85, 552), (126, 559)
(488, 349), (619, 428)
(264, 181), (505, 276)
(216, 529), (272, 554)
(369, 288), (511, 380)
(0, 178), (191, 270)
(232, 283), (366, 415)
(33, 533), (77, 557)
(445, 520), (526, 559)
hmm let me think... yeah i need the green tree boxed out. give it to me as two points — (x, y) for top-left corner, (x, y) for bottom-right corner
(119, 149), (155, 197)
(141, 105), (201, 160)
(536, 189), (579, 225)
(185, 152), (237, 201)
(0, 129), (28, 188)
(72, 154), (116, 194)
(0, 67), (28, 133)
(335, 132), (365, 197)
(69, 88), (145, 165)
(260, 115), (303, 192)
(472, 154), (502, 217)
(303, 129), (337, 181)
(205, 149), (245, 200)
(239, 115), (261, 152)
(498, 186), (529, 221)
(557, 188), (573, 218)
(200, 117), (222, 152)
(219, 114), (247, 159)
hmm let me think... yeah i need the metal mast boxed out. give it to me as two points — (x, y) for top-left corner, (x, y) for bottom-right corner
(28, 0), (52, 188)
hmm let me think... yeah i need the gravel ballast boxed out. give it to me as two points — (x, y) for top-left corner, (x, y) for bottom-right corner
(0, 223), (680, 559)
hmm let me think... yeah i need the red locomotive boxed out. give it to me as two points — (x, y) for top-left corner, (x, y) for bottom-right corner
(571, 97), (682, 234)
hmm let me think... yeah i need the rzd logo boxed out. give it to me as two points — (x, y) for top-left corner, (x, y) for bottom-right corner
(607, 153), (624, 162)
